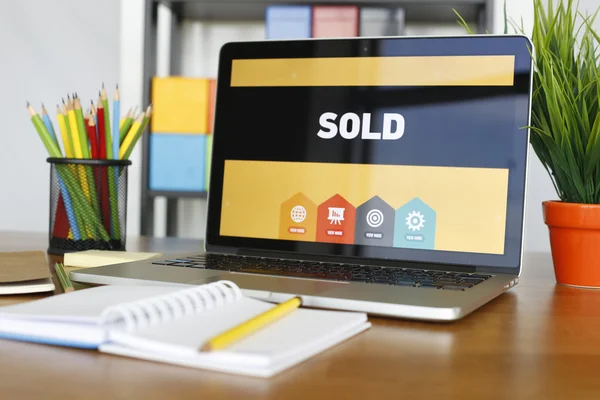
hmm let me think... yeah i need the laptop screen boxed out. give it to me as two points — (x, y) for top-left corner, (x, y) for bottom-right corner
(207, 36), (533, 270)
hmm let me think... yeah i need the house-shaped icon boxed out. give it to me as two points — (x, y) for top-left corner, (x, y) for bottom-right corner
(279, 192), (317, 241)
(354, 195), (395, 247)
(316, 194), (356, 244)
(394, 197), (436, 250)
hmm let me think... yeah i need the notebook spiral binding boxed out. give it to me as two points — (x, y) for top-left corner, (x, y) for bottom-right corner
(99, 281), (243, 331)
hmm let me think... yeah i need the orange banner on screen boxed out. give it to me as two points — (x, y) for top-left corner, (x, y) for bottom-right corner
(230, 56), (515, 87)
(220, 160), (510, 255)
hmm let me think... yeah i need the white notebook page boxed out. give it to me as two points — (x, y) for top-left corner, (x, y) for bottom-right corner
(107, 296), (368, 365)
(0, 285), (185, 324)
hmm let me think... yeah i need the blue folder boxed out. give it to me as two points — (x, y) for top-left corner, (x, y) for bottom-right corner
(149, 133), (207, 192)
(266, 5), (312, 39)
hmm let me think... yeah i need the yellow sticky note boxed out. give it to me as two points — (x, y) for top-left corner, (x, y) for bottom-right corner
(151, 77), (209, 134)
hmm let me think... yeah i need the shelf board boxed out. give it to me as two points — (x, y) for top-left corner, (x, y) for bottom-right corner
(149, 190), (208, 199)
(167, 0), (487, 24)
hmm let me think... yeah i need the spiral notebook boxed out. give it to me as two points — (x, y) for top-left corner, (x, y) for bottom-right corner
(0, 281), (370, 377)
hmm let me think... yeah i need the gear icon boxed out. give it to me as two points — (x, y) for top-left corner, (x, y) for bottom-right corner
(406, 211), (425, 231)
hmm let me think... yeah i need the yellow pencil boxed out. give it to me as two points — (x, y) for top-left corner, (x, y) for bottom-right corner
(56, 105), (74, 158)
(119, 112), (144, 159)
(120, 105), (152, 159)
(119, 107), (132, 130)
(73, 95), (90, 158)
(67, 97), (82, 158)
(67, 97), (92, 205)
(199, 296), (302, 352)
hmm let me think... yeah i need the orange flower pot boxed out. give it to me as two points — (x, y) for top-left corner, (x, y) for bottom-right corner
(543, 200), (600, 288)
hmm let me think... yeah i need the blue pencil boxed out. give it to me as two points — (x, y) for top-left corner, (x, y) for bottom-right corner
(112, 86), (120, 159)
(112, 86), (120, 188)
(91, 100), (99, 156)
(41, 104), (60, 153)
(41, 105), (80, 240)
(58, 178), (81, 240)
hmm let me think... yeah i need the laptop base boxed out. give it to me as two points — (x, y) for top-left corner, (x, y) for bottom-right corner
(71, 254), (518, 321)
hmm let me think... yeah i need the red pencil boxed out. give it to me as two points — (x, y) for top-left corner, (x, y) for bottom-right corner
(86, 116), (99, 159)
(96, 96), (111, 232)
(97, 97), (106, 160)
(52, 192), (70, 239)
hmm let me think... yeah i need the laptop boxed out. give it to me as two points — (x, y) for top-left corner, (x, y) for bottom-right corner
(72, 34), (534, 321)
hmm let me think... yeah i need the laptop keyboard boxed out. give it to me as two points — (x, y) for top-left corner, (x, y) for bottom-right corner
(152, 254), (492, 291)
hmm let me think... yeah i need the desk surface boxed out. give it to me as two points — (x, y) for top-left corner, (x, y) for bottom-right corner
(1, 231), (599, 399)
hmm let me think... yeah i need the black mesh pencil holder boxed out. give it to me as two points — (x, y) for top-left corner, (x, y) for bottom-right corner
(47, 158), (132, 255)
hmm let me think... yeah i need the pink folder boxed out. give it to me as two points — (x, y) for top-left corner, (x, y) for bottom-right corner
(312, 6), (359, 38)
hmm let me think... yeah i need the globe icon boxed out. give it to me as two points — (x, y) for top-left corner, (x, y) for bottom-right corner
(290, 205), (307, 223)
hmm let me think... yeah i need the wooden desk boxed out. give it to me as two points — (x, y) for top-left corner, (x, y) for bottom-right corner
(1, 231), (599, 399)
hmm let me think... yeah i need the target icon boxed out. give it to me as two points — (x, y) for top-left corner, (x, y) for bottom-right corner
(366, 209), (384, 228)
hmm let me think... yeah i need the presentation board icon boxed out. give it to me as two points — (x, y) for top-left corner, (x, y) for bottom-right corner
(316, 194), (356, 244)
(354, 196), (395, 246)
(279, 193), (317, 241)
(394, 197), (436, 249)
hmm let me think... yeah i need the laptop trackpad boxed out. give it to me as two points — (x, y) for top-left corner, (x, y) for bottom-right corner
(188, 272), (347, 298)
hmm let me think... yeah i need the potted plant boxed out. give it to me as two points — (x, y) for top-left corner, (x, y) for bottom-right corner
(457, 0), (600, 288)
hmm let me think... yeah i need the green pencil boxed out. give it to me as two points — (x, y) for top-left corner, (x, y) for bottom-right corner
(27, 103), (62, 157)
(54, 262), (74, 292)
(119, 107), (135, 144)
(101, 85), (113, 158)
(73, 95), (90, 158)
(123, 105), (152, 160)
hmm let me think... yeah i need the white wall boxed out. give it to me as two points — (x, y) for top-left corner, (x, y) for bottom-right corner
(0, 0), (120, 233)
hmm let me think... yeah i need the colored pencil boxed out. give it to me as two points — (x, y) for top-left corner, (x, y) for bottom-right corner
(73, 95), (90, 158)
(119, 107), (131, 131)
(90, 100), (98, 123)
(97, 97), (107, 160)
(120, 113), (143, 159)
(111, 86), (121, 189)
(119, 107), (135, 144)
(68, 97), (91, 204)
(77, 105), (100, 221)
(57, 105), (74, 158)
(90, 100), (98, 149)
(54, 262), (74, 293)
(28, 103), (82, 240)
(52, 192), (71, 239)
(121, 105), (152, 160)
(87, 115), (99, 159)
(101, 84), (113, 159)
(41, 104), (59, 152)
(112, 85), (120, 160)
(66, 97), (82, 159)
(27, 83), (151, 246)
(28, 103), (61, 157)
(101, 85), (120, 238)
(200, 296), (302, 352)
(95, 96), (112, 234)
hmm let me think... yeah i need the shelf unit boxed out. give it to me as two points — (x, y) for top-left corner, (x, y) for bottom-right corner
(139, 0), (495, 237)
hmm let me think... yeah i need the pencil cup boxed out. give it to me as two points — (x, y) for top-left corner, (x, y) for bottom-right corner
(47, 157), (132, 255)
